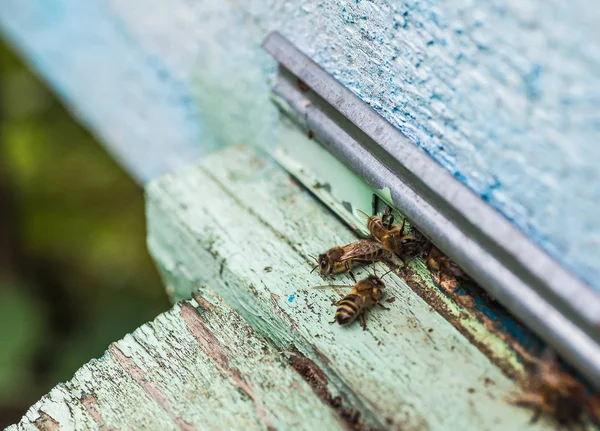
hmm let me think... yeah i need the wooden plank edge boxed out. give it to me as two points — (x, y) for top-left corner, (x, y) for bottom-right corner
(146, 144), (554, 430)
(7, 289), (350, 430)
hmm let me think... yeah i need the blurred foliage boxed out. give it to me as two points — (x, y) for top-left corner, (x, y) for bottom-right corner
(0, 40), (169, 426)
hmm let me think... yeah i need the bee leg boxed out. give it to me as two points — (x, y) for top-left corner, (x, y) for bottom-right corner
(345, 263), (357, 283)
(383, 205), (395, 229)
(329, 317), (337, 325)
(509, 392), (544, 424)
(359, 313), (367, 331)
(376, 301), (390, 310)
(402, 255), (419, 266)
(528, 407), (542, 425)
(399, 217), (407, 236)
(382, 214), (392, 230)
(394, 254), (408, 269)
(382, 259), (400, 273)
(516, 346), (546, 368)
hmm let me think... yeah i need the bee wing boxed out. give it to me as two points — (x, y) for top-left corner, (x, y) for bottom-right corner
(354, 208), (371, 225)
(312, 285), (353, 290)
(338, 240), (382, 261)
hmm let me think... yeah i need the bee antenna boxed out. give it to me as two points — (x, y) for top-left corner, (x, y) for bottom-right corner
(310, 264), (319, 274)
(308, 254), (318, 261)
(380, 268), (395, 279)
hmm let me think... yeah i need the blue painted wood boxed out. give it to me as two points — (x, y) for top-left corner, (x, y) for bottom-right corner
(0, 1), (206, 183)
(0, 0), (599, 293)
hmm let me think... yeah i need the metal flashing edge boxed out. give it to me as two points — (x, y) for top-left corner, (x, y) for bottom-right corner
(263, 31), (600, 387)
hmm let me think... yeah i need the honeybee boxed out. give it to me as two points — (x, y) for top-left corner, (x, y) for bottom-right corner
(312, 239), (391, 280)
(424, 245), (468, 279)
(314, 274), (390, 330)
(356, 205), (422, 260)
(510, 349), (590, 427)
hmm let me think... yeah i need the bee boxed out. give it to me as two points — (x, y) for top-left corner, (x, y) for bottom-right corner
(314, 273), (391, 330)
(312, 239), (391, 280)
(356, 199), (423, 260)
(424, 245), (467, 279)
(510, 349), (590, 428)
(423, 245), (471, 292)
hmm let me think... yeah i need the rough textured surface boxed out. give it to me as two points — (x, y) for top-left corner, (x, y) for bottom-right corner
(0, 0), (599, 292)
(8, 290), (347, 430)
(273, 115), (545, 361)
(145, 145), (554, 430)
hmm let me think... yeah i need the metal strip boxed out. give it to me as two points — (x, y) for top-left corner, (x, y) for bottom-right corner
(263, 31), (600, 386)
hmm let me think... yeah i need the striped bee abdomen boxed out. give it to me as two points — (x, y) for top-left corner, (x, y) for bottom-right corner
(334, 294), (364, 325)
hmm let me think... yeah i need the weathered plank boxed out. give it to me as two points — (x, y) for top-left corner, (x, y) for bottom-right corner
(1, 1), (600, 292)
(146, 145), (553, 430)
(8, 289), (347, 430)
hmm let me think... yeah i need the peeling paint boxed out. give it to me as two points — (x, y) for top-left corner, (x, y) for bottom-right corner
(109, 344), (197, 431)
(10, 292), (347, 430)
(34, 412), (59, 431)
(145, 145), (553, 430)
(80, 393), (106, 428)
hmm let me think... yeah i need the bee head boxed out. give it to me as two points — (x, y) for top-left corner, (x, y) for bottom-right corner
(400, 236), (419, 254)
(317, 253), (331, 274)
(367, 274), (385, 288)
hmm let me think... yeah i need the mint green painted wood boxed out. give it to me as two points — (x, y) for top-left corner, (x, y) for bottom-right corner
(145, 145), (553, 430)
(272, 109), (533, 370)
(9, 145), (559, 430)
(7, 289), (346, 430)
(273, 114), (374, 238)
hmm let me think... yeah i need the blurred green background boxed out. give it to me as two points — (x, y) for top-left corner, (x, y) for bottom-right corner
(0, 41), (169, 426)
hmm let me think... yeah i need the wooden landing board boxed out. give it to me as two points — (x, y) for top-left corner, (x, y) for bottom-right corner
(9, 145), (557, 430)
(144, 145), (552, 430)
(8, 289), (347, 430)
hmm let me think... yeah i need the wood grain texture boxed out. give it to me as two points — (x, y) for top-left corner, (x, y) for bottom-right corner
(145, 145), (554, 430)
(0, 0), (599, 291)
(8, 289), (347, 430)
